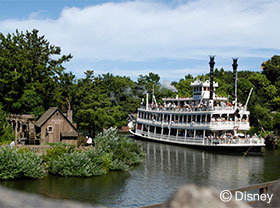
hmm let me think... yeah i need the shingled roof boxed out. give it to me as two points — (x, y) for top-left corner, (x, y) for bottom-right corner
(35, 107), (77, 132)
(35, 107), (59, 127)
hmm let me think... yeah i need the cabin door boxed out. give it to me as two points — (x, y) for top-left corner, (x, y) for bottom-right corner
(54, 123), (60, 143)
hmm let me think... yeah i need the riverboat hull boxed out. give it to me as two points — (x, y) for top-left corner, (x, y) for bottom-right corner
(130, 130), (265, 153)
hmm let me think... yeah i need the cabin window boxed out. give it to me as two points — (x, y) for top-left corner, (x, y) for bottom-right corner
(47, 126), (53, 133)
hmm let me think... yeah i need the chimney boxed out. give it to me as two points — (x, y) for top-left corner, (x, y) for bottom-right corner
(65, 97), (72, 123)
(209, 56), (215, 100)
(232, 58), (238, 105)
(67, 110), (73, 123)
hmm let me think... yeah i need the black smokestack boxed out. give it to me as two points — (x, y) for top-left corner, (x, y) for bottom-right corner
(209, 56), (215, 100)
(232, 58), (238, 101)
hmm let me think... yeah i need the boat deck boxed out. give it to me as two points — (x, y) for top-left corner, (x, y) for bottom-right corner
(130, 130), (265, 153)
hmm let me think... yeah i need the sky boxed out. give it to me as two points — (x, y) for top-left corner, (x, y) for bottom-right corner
(0, 0), (280, 81)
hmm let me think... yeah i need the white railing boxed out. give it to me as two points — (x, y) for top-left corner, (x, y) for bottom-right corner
(137, 119), (250, 129)
(136, 130), (265, 146)
(139, 106), (247, 113)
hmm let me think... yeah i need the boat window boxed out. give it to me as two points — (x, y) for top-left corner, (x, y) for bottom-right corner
(156, 127), (161, 134)
(163, 128), (169, 135)
(178, 129), (184, 137)
(201, 115), (205, 122)
(207, 115), (211, 122)
(170, 129), (177, 136)
(137, 124), (142, 130)
(143, 125), (148, 131)
(192, 115), (196, 122)
(187, 130), (194, 137)
(197, 115), (201, 123)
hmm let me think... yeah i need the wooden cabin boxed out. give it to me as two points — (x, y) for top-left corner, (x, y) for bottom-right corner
(35, 107), (78, 146)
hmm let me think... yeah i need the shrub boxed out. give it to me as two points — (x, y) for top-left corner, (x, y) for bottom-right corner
(0, 147), (47, 180)
(41, 142), (75, 168)
(46, 127), (145, 177)
(48, 148), (110, 177)
(95, 127), (145, 171)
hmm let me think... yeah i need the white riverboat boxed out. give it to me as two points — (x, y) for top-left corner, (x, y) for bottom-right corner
(129, 57), (265, 153)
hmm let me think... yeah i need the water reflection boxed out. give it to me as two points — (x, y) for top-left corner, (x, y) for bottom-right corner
(0, 171), (131, 207)
(1, 140), (279, 208)
(142, 141), (267, 190)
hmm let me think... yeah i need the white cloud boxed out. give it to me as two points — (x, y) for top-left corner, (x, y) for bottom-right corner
(0, 0), (279, 78)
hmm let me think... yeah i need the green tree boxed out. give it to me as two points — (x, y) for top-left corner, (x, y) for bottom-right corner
(0, 105), (13, 143)
(175, 77), (194, 98)
(0, 29), (72, 117)
(262, 55), (280, 84)
(73, 71), (128, 136)
(137, 72), (160, 93)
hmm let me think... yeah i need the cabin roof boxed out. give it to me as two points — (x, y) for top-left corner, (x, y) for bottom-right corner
(36, 107), (58, 127)
(35, 107), (77, 132)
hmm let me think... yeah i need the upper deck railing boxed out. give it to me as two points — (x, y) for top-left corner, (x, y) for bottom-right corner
(139, 105), (248, 113)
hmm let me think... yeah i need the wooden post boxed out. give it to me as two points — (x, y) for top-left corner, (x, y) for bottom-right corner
(15, 119), (18, 145)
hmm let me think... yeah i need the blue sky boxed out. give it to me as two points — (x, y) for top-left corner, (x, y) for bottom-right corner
(1, 0), (280, 81)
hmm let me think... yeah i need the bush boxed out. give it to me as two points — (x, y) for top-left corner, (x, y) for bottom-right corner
(95, 127), (145, 171)
(0, 147), (47, 180)
(47, 148), (112, 177)
(46, 127), (145, 177)
(41, 142), (75, 168)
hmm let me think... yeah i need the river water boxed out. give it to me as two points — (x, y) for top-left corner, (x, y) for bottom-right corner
(1, 140), (280, 207)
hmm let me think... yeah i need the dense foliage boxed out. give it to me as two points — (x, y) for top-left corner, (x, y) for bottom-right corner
(0, 129), (144, 180)
(95, 127), (145, 170)
(0, 105), (14, 144)
(43, 128), (144, 177)
(0, 29), (280, 138)
(0, 147), (46, 179)
(41, 142), (75, 168)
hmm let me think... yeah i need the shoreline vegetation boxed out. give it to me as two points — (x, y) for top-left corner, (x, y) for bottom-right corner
(0, 128), (145, 180)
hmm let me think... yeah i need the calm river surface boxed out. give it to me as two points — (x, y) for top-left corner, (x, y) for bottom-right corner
(1, 140), (280, 208)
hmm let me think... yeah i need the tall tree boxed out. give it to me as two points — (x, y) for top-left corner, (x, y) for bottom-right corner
(262, 55), (280, 84)
(0, 29), (72, 117)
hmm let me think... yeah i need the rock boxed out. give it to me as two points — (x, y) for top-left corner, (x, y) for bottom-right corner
(252, 181), (280, 208)
(0, 185), (105, 208)
(163, 184), (250, 208)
